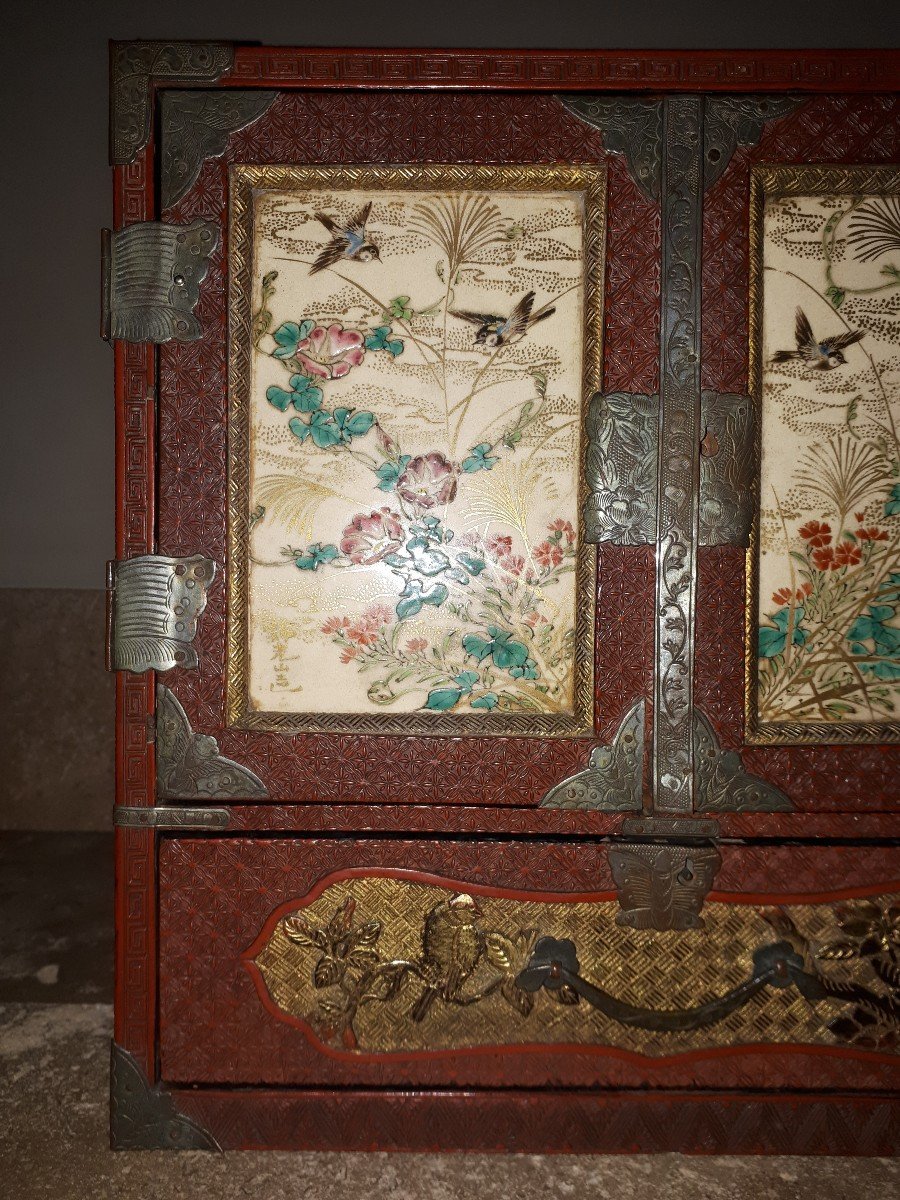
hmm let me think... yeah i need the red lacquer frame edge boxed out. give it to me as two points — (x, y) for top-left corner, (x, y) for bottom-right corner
(172, 1088), (900, 1155)
(113, 42), (900, 1100)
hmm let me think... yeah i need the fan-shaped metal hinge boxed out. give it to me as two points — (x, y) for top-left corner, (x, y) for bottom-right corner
(106, 555), (216, 673)
(101, 219), (218, 343)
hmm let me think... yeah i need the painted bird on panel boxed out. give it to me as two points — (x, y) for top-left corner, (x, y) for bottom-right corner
(771, 306), (865, 370)
(310, 201), (380, 274)
(450, 290), (556, 347)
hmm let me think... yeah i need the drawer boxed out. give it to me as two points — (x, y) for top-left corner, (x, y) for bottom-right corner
(159, 836), (900, 1092)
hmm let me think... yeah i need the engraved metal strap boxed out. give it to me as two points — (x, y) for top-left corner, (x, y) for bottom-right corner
(583, 390), (755, 547)
(654, 96), (703, 813)
(113, 806), (230, 830)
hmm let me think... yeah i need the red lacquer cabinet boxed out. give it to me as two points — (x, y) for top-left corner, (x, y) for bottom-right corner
(108, 43), (900, 1152)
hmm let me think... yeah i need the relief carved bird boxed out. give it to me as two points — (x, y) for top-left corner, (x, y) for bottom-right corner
(450, 290), (556, 347)
(310, 201), (380, 274)
(771, 306), (865, 370)
(410, 893), (485, 1022)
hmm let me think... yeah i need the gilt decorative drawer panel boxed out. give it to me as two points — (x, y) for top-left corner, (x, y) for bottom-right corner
(110, 43), (900, 1153)
(158, 837), (900, 1093)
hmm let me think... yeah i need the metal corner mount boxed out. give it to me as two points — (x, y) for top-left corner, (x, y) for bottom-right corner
(694, 709), (792, 812)
(560, 93), (803, 199)
(108, 554), (216, 674)
(559, 96), (662, 200)
(102, 219), (219, 343)
(110, 40), (234, 165)
(110, 1042), (220, 1151)
(539, 700), (644, 811)
(157, 685), (268, 800)
(161, 90), (277, 209)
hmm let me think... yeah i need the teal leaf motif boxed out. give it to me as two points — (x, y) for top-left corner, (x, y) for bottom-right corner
(406, 540), (451, 576)
(457, 553), (486, 576)
(294, 543), (339, 571)
(288, 415), (311, 442)
(395, 579), (448, 620)
(425, 687), (463, 711)
(847, 605), (900, 676)
(471, 692), (498, 710)
(509, 656), (538, 680)
(266, 386), (294, 412)
(288, 374), (323, 412)
(307, 410), (342, 448)
(489, 629), (529, 671)
(375, 455), (411, 493)
(272, 319), (314, 359)
(271, 373), (322, 414)
(462, 634), (492, 662)
(331, 407), (376, 443)
(454, 670), (479, 694)
(884, 483), (900, 517)
(365, 325), (405, 357)
(461, 442), (499, 473)
(462, 627), (536, 677)
(758, 606), (808, 659)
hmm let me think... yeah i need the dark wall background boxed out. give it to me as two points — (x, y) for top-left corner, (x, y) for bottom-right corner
(0, 3), (896, 824)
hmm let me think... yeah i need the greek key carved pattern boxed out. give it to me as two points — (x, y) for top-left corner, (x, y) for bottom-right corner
(115, 145), (157, 1078)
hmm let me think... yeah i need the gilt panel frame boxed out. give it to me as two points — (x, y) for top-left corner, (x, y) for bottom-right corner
(226, 161), (604, 736)
(745, 162), (900, 745)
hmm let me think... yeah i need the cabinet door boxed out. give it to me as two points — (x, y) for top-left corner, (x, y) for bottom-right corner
(145, 83), (900, 829)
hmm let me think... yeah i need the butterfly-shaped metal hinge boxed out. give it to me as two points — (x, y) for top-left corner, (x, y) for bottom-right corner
(156, 686), (268, 801)
(539, 700), (644, 811)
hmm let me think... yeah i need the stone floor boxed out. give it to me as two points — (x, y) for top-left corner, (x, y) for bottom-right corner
(0, 832), (897, 1197)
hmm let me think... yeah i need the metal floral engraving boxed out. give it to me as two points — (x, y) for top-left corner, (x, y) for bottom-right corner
(583, 391), (754, 546)
(653, 95), (703, 813)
